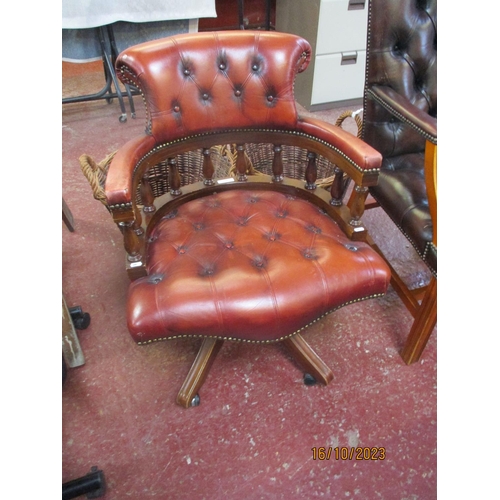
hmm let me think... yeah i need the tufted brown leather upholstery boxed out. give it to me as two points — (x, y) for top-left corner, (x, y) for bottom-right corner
(96, 31), (392, 407)
(128, 190), (388, 344)
(361, 0), (437, 364)
(363, 0), (437, 275)
(117, 31), (310, 144)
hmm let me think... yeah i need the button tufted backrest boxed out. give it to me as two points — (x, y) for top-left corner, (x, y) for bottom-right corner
(116, 31), (312, 145)
(362, 0), (437, 156)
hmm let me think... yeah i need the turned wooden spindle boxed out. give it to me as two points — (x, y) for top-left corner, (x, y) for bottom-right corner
(168, 157), (182, 195)
(140, 168), (156, 213)
(235, 144), (247, 181)
(305, 151), (317, 190)
(349, 185), (369, 227)
(133, 207), (144, 235)
(272, 145), (283, 182)
(120, 220), (143, 262)
(329, 166), (345, 206)
(202, 148), (215, 185)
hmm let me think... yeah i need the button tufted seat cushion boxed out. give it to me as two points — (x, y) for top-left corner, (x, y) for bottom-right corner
(127, 190), (390, 344)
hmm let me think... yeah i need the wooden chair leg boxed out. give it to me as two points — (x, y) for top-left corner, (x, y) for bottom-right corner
(62, 197), (75, 232)
(176, 338), (224, 408)
(283, 333), (334, 385)
(401, 276), (437, 365)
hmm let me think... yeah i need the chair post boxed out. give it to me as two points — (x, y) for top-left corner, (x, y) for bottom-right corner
(401, 276), (437, 364)
(272, 145), (284, 182)
(305, 151), (317, 190)
(140, 168), (156, 213)
(235, 144), (248, 181)
(347, 184), (369, 227)
(119, 221), (143, 262)
(203, 148), (215, 186)
(329, 166), (345, 206)
(168, 157), (182, 196)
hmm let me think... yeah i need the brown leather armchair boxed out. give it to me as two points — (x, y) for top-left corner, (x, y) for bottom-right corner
(360, 0), (437, 364)
(84, 31), (391, 407)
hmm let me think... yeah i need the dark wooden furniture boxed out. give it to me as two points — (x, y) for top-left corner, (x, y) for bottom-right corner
(358, 0), (437, 364)
(82, 31), (391, 407)
(198, 0), (275, 31)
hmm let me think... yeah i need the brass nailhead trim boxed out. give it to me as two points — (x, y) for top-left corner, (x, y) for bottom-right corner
(391, 223), (437, 278)
(117, 63), (380, 176)
(370, 192), (437, 278)
(133, 129), (380, 178)
(109, 202), (133, 210)
(135, 293), (385, 345)
(366, 89), (437, 145)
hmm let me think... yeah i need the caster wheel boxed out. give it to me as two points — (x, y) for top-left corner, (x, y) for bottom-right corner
(73, 312), (91, 330)
(190, 394), (200, 407)
(69, 306), (91, 330)
(304, 373), (317, 386)
(119, 114), (127, 123)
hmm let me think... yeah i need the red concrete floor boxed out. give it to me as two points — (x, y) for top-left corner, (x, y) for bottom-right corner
(61, 61), (438, 499)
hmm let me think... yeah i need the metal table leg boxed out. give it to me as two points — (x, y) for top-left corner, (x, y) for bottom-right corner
(62, 26), (138, 123)
(107, 25), (136, 118)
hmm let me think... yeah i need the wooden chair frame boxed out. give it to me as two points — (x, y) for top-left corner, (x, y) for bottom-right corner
(353, 140), (437, 365)
(94, 131), (383, 406)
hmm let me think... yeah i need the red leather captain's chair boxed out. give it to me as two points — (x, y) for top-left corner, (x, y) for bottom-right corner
(85, 31), (391, 407)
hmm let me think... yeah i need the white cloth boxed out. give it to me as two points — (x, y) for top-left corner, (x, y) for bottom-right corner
(62, 0), (217, 29)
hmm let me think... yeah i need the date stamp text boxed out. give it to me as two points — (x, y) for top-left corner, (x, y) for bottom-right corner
(311, 446), (386, 461)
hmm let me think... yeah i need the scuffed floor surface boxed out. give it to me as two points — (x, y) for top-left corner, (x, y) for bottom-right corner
(62, 62), (437, 499)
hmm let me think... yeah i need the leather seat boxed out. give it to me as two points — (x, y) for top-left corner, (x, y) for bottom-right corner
(128, 189), (388, 344)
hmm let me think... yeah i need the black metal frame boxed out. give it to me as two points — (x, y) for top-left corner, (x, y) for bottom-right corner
(62, 467), (106, 500)
(62, 25), (138, 123)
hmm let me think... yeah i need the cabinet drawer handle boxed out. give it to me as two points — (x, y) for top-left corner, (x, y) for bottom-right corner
(341, 52), (358, 65)
(348, 0), (366, 10)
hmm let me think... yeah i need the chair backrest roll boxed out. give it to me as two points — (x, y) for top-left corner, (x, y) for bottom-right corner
(115, 31), (312, 144)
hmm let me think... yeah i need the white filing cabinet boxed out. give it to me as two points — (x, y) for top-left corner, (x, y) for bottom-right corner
(276, 0), (368, 110)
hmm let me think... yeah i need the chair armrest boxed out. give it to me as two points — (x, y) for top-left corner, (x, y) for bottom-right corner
(367, 85), (437, 144)
(105, 134), (157, 208)
(297, 116), (382, 180)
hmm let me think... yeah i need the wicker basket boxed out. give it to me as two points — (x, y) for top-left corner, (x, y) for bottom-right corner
(80, 146), (233, 208)
(230, 109), (363, 189)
